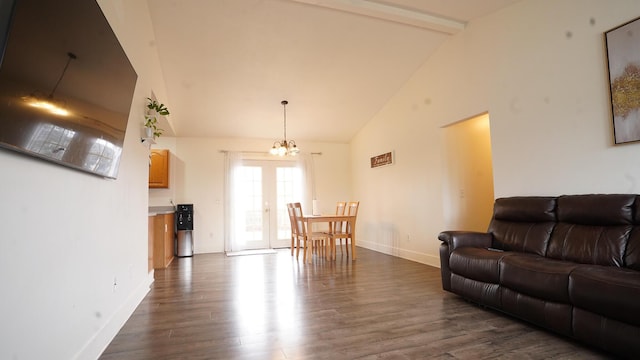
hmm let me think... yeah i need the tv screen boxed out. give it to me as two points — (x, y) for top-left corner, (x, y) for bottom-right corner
(0, 0), (137, 179)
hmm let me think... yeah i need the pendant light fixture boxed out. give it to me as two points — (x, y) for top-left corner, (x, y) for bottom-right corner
(270, 100), (300, 156)
(22, 51), (77, 116)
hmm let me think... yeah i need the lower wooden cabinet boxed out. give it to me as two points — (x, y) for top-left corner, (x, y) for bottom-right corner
(153, 212), (175, 269)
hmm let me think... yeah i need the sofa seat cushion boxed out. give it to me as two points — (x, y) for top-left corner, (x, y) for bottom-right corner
(449, 247), (513, 284)
(500, 254), (579, 303)
(569, 265), (640, 326)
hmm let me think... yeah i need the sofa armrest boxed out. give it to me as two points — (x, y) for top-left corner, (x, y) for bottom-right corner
(437, 231), (492, 292)
(438, 231), (492, 251)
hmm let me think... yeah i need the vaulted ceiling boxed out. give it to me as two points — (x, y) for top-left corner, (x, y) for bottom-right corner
(148, 0), (521, 143)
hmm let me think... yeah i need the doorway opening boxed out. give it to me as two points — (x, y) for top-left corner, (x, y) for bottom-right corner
(442, 112), (495, 231)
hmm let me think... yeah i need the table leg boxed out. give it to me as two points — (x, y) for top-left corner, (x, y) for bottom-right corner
(350, 219), (356, 260)
(329, 222), (335, 260)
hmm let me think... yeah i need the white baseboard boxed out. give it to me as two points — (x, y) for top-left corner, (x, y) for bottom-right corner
(357, 240), (440, 268)
(74, 271), (154, 360)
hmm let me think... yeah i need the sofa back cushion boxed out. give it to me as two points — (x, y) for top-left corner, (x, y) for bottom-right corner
(625, 229), (640, 270)
(624, 196), (640, 270)
(488, 197), (556, 256)
(546, 194), (634, 266)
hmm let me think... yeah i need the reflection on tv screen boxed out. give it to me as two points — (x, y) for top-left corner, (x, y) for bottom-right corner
(0, 0), (137, 179)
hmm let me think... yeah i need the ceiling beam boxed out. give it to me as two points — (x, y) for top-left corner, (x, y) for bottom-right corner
(289, 0), (466, 34)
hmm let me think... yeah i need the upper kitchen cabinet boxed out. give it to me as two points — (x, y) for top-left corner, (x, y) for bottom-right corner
(149, 149), (169, 188)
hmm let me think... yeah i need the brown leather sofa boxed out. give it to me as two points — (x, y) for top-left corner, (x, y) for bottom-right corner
(438, 194), (640, 359)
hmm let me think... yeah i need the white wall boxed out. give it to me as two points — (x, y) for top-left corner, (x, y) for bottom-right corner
(351, 0), (640, 267)
(152, 137), (351, 254)
(0, 1), (170, 359)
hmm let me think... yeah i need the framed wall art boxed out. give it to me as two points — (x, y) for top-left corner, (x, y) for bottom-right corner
(370, 151), (394, 168)
(605, 16), (640, 144)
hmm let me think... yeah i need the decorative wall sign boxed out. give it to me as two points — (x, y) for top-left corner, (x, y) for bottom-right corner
(605, 16), (640, 144)
(370, 151), (394, 168)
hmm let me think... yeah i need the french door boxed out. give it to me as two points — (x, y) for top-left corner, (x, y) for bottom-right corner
(232, 159), (303, 250)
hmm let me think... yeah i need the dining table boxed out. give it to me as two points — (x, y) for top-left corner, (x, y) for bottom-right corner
(303, 214), (357, 260)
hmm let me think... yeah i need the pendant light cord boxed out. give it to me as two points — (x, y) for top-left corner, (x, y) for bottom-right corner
(281, 100), (288, 142)
(49, 52), (77, 98)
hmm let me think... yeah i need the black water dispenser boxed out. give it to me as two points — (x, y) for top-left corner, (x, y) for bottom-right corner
(175, 204), (194, 257)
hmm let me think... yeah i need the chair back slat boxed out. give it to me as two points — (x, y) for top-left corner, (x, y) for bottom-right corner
(334, 201), (347, 232)
(292, 202), (307, 236)
(287, 203), (297, 236)
(346, 201), (359, 232)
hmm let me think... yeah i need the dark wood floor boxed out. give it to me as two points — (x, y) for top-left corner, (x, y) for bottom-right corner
(100, 247), (612, 360)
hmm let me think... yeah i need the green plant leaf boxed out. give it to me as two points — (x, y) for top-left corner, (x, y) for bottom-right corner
(145, 98), (169, 138)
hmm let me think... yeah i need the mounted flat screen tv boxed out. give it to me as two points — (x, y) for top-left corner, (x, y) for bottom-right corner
(0, 0), (137, 179)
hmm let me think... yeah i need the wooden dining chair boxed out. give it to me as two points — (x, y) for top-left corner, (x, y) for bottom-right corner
(286, 203), (298, 256)
(327, 201), (359, 258)
(331, 202), (347, 256)
(292, 202), (327, 263)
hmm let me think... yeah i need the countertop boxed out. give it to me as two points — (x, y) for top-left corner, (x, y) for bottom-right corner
(149, 206), (175, 216)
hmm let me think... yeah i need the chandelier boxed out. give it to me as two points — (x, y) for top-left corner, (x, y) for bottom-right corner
(270, 100), (300, 156)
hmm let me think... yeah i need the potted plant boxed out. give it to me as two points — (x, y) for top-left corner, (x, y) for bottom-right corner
(144, 98), (169, 138)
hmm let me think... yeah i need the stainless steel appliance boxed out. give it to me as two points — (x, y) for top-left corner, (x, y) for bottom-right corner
(175, 204), (194, 257)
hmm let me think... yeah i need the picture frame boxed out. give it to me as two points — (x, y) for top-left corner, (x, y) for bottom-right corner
(605, 16), (640, 144)
(370, 151), (394, 168)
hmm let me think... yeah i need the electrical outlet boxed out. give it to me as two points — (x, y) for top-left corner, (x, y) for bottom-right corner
(113, 277), (117, 293)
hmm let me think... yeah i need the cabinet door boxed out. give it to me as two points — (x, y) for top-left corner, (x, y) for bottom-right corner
(149, 149), (169, 188)
(163, 213), (175, 267)
(153, 215), (165, 269)
(148, 216), (154, 272)
(153, 213), (175, 269)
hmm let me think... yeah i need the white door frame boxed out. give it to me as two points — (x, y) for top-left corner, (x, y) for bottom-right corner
(236, 159), (301, 250)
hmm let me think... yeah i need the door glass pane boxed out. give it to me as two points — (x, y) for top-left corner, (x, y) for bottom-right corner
(236, 166), (263, 242)
(276, 166), (302, 240)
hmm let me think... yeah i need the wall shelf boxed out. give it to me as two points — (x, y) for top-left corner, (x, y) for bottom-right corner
(141, 137), (156, 145)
